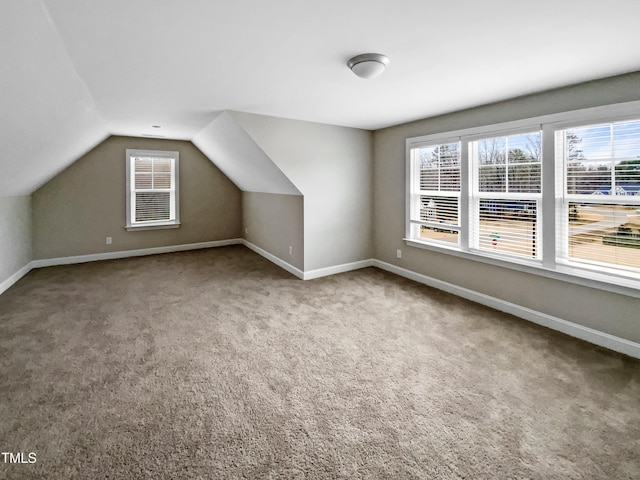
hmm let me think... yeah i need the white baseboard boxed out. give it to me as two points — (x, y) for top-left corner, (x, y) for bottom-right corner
(240, 240), (374, 281)
(4, 241), (638, 359)
(2, 240), (243, 295)
(241, 240), (305, 279)
(303, 259), (374, 280)
(373, 260), (640, 359)
(0, 263), (32, 296)
(30, 239), (243, 269)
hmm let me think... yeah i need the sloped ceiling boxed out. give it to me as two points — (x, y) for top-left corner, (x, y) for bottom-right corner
(0, 0), (109, 197)
(193, 112), (301, 196)
(3, 0), (640, 197)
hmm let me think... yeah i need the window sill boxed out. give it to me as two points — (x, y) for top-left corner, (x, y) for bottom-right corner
(404, 238), (640, 299)
(125, 222), (180, 232)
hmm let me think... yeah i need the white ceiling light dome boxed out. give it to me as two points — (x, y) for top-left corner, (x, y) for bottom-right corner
(347, 53), (389, 79)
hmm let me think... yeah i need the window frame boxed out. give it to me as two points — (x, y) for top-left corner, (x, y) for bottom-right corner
(468, 130), (543, 261)
(405, 100), (640, 297)
(554, 119), (640, 276)
(408, 139), (462, 248)
(125, 149), (180, 231)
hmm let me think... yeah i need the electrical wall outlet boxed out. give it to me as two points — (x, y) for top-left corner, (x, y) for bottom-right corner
(106, 237), (112, 245)
(396, 249), (402, 259)
(289, 246), (293, 255)
(244, 227), (248, 235)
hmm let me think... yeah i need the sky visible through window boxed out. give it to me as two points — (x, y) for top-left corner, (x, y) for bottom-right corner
(409, 115), (640, 281)
(565, 120), (640, 196)
(569, 120), (640, 163)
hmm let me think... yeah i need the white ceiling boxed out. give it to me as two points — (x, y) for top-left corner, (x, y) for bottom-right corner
(2, 0), (640, 195)
(193, 112), (301, 195)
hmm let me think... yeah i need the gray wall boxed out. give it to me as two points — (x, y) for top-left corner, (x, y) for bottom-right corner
(243, 192), (304, 270)
(0, 196), (32, 287)
(33, 136), (242, 259)
(373, 72), (640, 344)
(231, 112), (373, 271)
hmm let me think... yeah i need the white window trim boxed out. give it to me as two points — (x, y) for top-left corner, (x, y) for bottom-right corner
(405, 100), (640, 297)
(408, 141), (462, 248)
(469, 131), (543, 260)
(125, 149), (180, 231)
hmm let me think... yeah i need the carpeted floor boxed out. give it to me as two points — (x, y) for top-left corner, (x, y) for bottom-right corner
(0, 245), (638, 479)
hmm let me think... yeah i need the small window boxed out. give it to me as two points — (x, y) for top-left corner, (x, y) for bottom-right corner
(126, 149), (180, 230)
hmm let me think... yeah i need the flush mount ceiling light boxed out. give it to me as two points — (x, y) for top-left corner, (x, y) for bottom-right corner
(347, 53), (389, 79)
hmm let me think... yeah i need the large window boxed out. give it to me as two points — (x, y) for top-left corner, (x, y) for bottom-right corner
(470, 132), (541, 259)
(126, 149), (180, 230)
(556, 120), (640, 273)
(408, 142), (461, 245)
(406, 106), (640, 289)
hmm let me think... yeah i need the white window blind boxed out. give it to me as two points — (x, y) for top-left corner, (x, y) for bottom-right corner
(126, 149), (179, 230)
(557, 120), (640, 273)
(406, 105), (640, 291)
(470, 132), (542, 259)
(409, 142), (461, 245)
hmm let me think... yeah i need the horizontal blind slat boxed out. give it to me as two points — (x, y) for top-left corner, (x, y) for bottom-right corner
(475, 199), (539, 259)
(132, 155), (175, 224)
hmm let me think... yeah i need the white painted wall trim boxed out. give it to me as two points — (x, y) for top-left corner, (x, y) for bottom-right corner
(0, 263), (32, 296)
(242, 246), (639, 358)
(240, 240), (373, 280)
(2, 239), (244, 295)
(4, 240), (637, 359)
(303, 259), (374, 280)
(372, 259), (640, 359)
(241, 240), (304, 279)
(30, 239), (243, 268)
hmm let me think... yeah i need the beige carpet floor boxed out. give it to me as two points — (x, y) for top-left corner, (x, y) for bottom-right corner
(0, 245), (638, 479)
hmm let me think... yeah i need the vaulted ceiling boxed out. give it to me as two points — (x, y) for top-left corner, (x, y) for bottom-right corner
(3, 0), (640, 196)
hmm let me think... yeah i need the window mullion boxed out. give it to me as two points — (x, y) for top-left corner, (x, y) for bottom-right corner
(460, 140), (470, 251)
(437, 147), (441, 192)
(610, 124), (615, 192)
(541, 125), (556, 269)
(505, 137), (510, 193)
